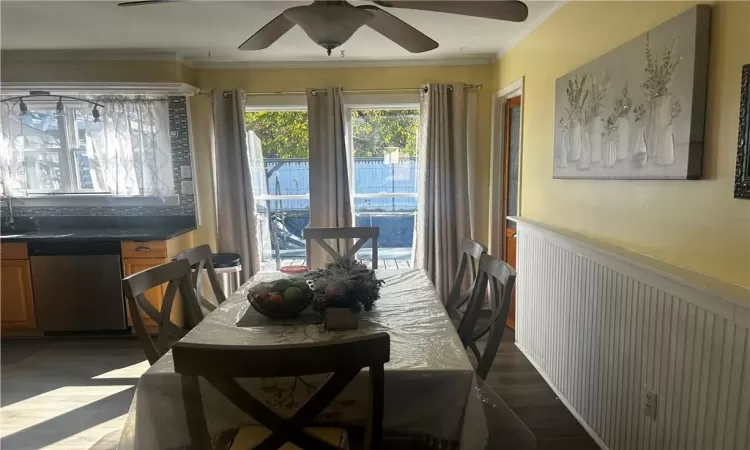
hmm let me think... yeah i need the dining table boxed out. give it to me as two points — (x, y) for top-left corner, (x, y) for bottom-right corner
(117, 269), (488, 449)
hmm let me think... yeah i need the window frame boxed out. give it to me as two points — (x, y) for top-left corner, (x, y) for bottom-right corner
(344, 100), (421, 204)
(244, 104), (310, 204)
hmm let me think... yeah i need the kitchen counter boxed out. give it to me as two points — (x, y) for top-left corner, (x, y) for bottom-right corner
(0, 226), (195, 242)
(0, 216), (196, 242)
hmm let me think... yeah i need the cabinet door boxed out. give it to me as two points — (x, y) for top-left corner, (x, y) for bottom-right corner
(122, 257), (168, 327)
(1, 260), (36, 329)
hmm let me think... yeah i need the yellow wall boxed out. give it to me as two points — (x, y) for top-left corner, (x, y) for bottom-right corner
(494, 1), (750, 288)
(193, 64), (495, 247)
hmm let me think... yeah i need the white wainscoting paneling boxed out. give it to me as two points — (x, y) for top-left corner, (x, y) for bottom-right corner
(512, 218), (750, 450)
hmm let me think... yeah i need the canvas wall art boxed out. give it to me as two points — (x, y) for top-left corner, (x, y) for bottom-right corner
(553, 6), (711, 179)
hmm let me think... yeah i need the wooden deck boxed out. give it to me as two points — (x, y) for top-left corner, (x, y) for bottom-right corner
(260, 258), (411, 272)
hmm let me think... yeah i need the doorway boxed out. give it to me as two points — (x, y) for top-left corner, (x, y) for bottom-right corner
(502, 95), (521, 329)
(488, 78), (523, 330)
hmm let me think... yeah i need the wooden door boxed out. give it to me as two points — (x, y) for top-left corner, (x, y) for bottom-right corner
(123, 257), (168, 328)
(1, 260), (36, 329)
(502, 95), (522, 329)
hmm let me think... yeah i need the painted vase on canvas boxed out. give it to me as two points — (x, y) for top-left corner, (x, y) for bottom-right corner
(645, 95), (672, 158)
(558, 130), (569, 168)
(616, 117), (630, 160)
(603, 138), (617, 168)
(589, 118), (603, 164)
(657, 129), (676, 165)
(632, 130), (648, 168)
(578, 132), (591, 170)
(570, 123), (583, 161)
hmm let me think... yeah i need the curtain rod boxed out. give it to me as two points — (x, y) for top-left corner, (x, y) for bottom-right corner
(198, 84), (482, 96)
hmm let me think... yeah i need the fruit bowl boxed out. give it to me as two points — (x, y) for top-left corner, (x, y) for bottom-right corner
(247, 277), (314, 319)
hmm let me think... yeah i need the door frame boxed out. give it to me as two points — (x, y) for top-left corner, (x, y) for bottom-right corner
(488, 77), (525, 260)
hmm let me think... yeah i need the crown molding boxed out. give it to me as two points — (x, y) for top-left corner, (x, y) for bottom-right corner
(188, 56), (496, 70)
(0, 82), (200, 96)
(495, 0), (567, 60)
(1, 50), (186, 64)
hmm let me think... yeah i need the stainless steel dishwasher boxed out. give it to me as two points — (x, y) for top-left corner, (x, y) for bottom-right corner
(29, 241), (127, 332)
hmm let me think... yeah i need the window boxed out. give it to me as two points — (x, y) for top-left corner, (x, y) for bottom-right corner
(349, 106), (420, 267)
(245, 97), (421, 270)
(245, 108), (310, 270)
(0, 96), (174, 197)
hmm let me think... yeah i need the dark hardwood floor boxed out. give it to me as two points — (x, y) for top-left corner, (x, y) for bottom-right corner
(486, 329), (600, 450)
(0, 330), (599, 450)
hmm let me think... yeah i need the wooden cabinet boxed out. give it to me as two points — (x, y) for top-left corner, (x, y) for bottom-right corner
(122, 257), (168, 329)
(504, 228), (517, 329)
(122, 237), (189, 331)
(1, 244), (36, 330)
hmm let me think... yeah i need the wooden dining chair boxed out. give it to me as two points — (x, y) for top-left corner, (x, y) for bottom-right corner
(122, 259), (201, 365)
(304, 227), (380, 269)
(457, 254), (516, 380)
(172, 332), (391, 450)
(445, 239), (487, 326)
(173, 244), (226, 326)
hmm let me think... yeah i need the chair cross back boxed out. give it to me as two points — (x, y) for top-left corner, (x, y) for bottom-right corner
(173, 245), (226, 327)
(458, 254), (516, 380)
(446, 239), (486, 313)
(304, 227), (379, 268)
(172, 333), (391, 450)
(122, 259), (198, 365)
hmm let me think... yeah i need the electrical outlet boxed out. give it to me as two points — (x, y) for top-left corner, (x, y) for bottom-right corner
(644, 385), (657, 421)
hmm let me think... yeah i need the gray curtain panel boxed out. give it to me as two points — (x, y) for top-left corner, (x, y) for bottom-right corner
(211, 89), (260, 281)
(306, 87), (354, 269)
(413, 83), (472, 301)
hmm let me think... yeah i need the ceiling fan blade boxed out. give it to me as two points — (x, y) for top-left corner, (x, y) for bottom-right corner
(374, 1), (529, 22)
(238, 14), (295, 51)
(118, 0), (178, 6)
(358, 5), (438, 53)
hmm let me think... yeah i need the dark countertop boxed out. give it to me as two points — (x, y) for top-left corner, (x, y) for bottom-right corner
(0, 215), (197, 243)
(0, 226), (195, 242)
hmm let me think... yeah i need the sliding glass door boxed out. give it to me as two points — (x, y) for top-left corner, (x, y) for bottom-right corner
(245, 108), (310, 271)
(246, 96), (421, 271)
(348, 106), (420, 268)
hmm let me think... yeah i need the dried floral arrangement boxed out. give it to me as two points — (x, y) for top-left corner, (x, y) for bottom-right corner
(642, 33), (681, 100)
(306, 257), (385, 313)
(583, 72), (611, 125)
(603, 85), (632, 137)
(563, 74), (589, 128)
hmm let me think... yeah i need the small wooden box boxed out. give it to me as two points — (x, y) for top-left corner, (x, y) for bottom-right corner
(323, 308), (359, 330)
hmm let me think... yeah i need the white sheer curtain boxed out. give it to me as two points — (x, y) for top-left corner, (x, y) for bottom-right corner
(0, 95), (174, 197)
(413, 83), (473, 301)
(84, 96), (174, 196)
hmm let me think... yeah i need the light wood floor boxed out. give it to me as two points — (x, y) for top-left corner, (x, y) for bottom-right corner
(1, 338), (148, 450)
(1, 331), (597, 450)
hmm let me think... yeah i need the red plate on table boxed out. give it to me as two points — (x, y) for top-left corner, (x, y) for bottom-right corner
(280, 265), (309, 275)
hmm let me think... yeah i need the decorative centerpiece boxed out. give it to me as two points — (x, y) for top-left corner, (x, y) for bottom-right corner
(247, 277), (314, 319)
(306, 257), (385, 330)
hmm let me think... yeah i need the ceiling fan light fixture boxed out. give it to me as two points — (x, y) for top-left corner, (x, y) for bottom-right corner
(283, 4), (374, 55)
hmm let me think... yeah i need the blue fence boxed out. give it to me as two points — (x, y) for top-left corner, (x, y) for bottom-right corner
(255, 157), (418, 249)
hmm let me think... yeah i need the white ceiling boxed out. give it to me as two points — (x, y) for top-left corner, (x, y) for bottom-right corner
(0, 0), (562, 64)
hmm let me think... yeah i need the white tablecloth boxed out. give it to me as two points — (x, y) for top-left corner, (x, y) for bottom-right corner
(118, 269), (487, 449)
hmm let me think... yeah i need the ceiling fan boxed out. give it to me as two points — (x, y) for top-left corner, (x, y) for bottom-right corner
(118, 1), (528, 55)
